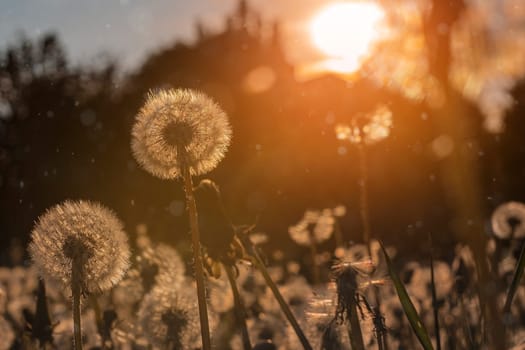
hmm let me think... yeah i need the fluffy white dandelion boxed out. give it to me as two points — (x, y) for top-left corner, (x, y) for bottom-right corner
(132, 89), (231, 349)
(29, 200), (130, 294)
(131, 88), (232, 179)
(139, 243), (186, 291)
(29, 200), (130, 350)
(288, 209), (334, 247)
(491, 201), (525, 239)
(138, 286), (202, 350)
(408, 261), (454, 303)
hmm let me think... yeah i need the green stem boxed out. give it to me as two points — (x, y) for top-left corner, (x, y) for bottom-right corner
(248, 243), (312, 350)
(181, 160), (211, 350)
(72, 264), (83, 350)
(224, 264), (252, 350)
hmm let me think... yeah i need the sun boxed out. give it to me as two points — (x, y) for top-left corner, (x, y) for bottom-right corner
(310, 2), (385, 73)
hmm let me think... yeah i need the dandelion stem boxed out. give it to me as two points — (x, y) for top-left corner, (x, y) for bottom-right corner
(181, 158), (211, 350)
(377, 332), (385, 350)
(428, 234), (441, 350)
(245, 240), (313, 350)
(34, 279), (53, 349)
(503, 238), (525, 314)
(308, 235), (320, 285)
(334, 219), (344, 249)
(224, 263), (252, 350)
(89, 295), (110, 350)
(72, 263), (83, 350)
(347, 297), (365, 350)
(457, 295), (475, 348)
(358, 144), (371, 247)
(357, 143), (384, 350)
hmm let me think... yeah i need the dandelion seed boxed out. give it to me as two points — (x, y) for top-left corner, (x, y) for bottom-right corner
(29, 200), (130, 294)
(131, 88), (232, 179)
(491, 201), (525, 239)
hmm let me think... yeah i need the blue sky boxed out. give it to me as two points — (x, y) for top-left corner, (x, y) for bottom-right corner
(0, 0), (240, 69)
(0, 0), (338, 71)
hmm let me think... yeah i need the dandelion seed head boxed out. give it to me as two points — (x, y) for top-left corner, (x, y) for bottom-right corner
(112, 268), (144, 310)
(288, 221), (311, 246)
(304, 210), (321, 224)
(314, 210), (335, 242)
(499, 255), (517, 278)
(408, 261), (453, 302)
(362, 105), (393, 144)
(140, 243), (186, 290)
(248, 314), (287, 347)
(208, 265), (234, 313)
(138, 286), (203, 349)
(29, 200), (130, 294)
(288, 209), (334, 246)
(335, 123), (361, 144)
(491, 201), (525, 239)
(335, 105), (393, 145)
(333, 205), (347, 217)
(259, 276), (312, 315)
(335, 124), (351, 140)
(131, 89), (232, 179)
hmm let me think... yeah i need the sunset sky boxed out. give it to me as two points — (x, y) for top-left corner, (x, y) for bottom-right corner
(0, 0), (334, 70)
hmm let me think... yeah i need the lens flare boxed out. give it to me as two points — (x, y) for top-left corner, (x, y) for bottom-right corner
(310, 2), (386, 73)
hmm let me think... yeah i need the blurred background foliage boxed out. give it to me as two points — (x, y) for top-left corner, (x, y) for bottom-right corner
(1, 0), (525, 265)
